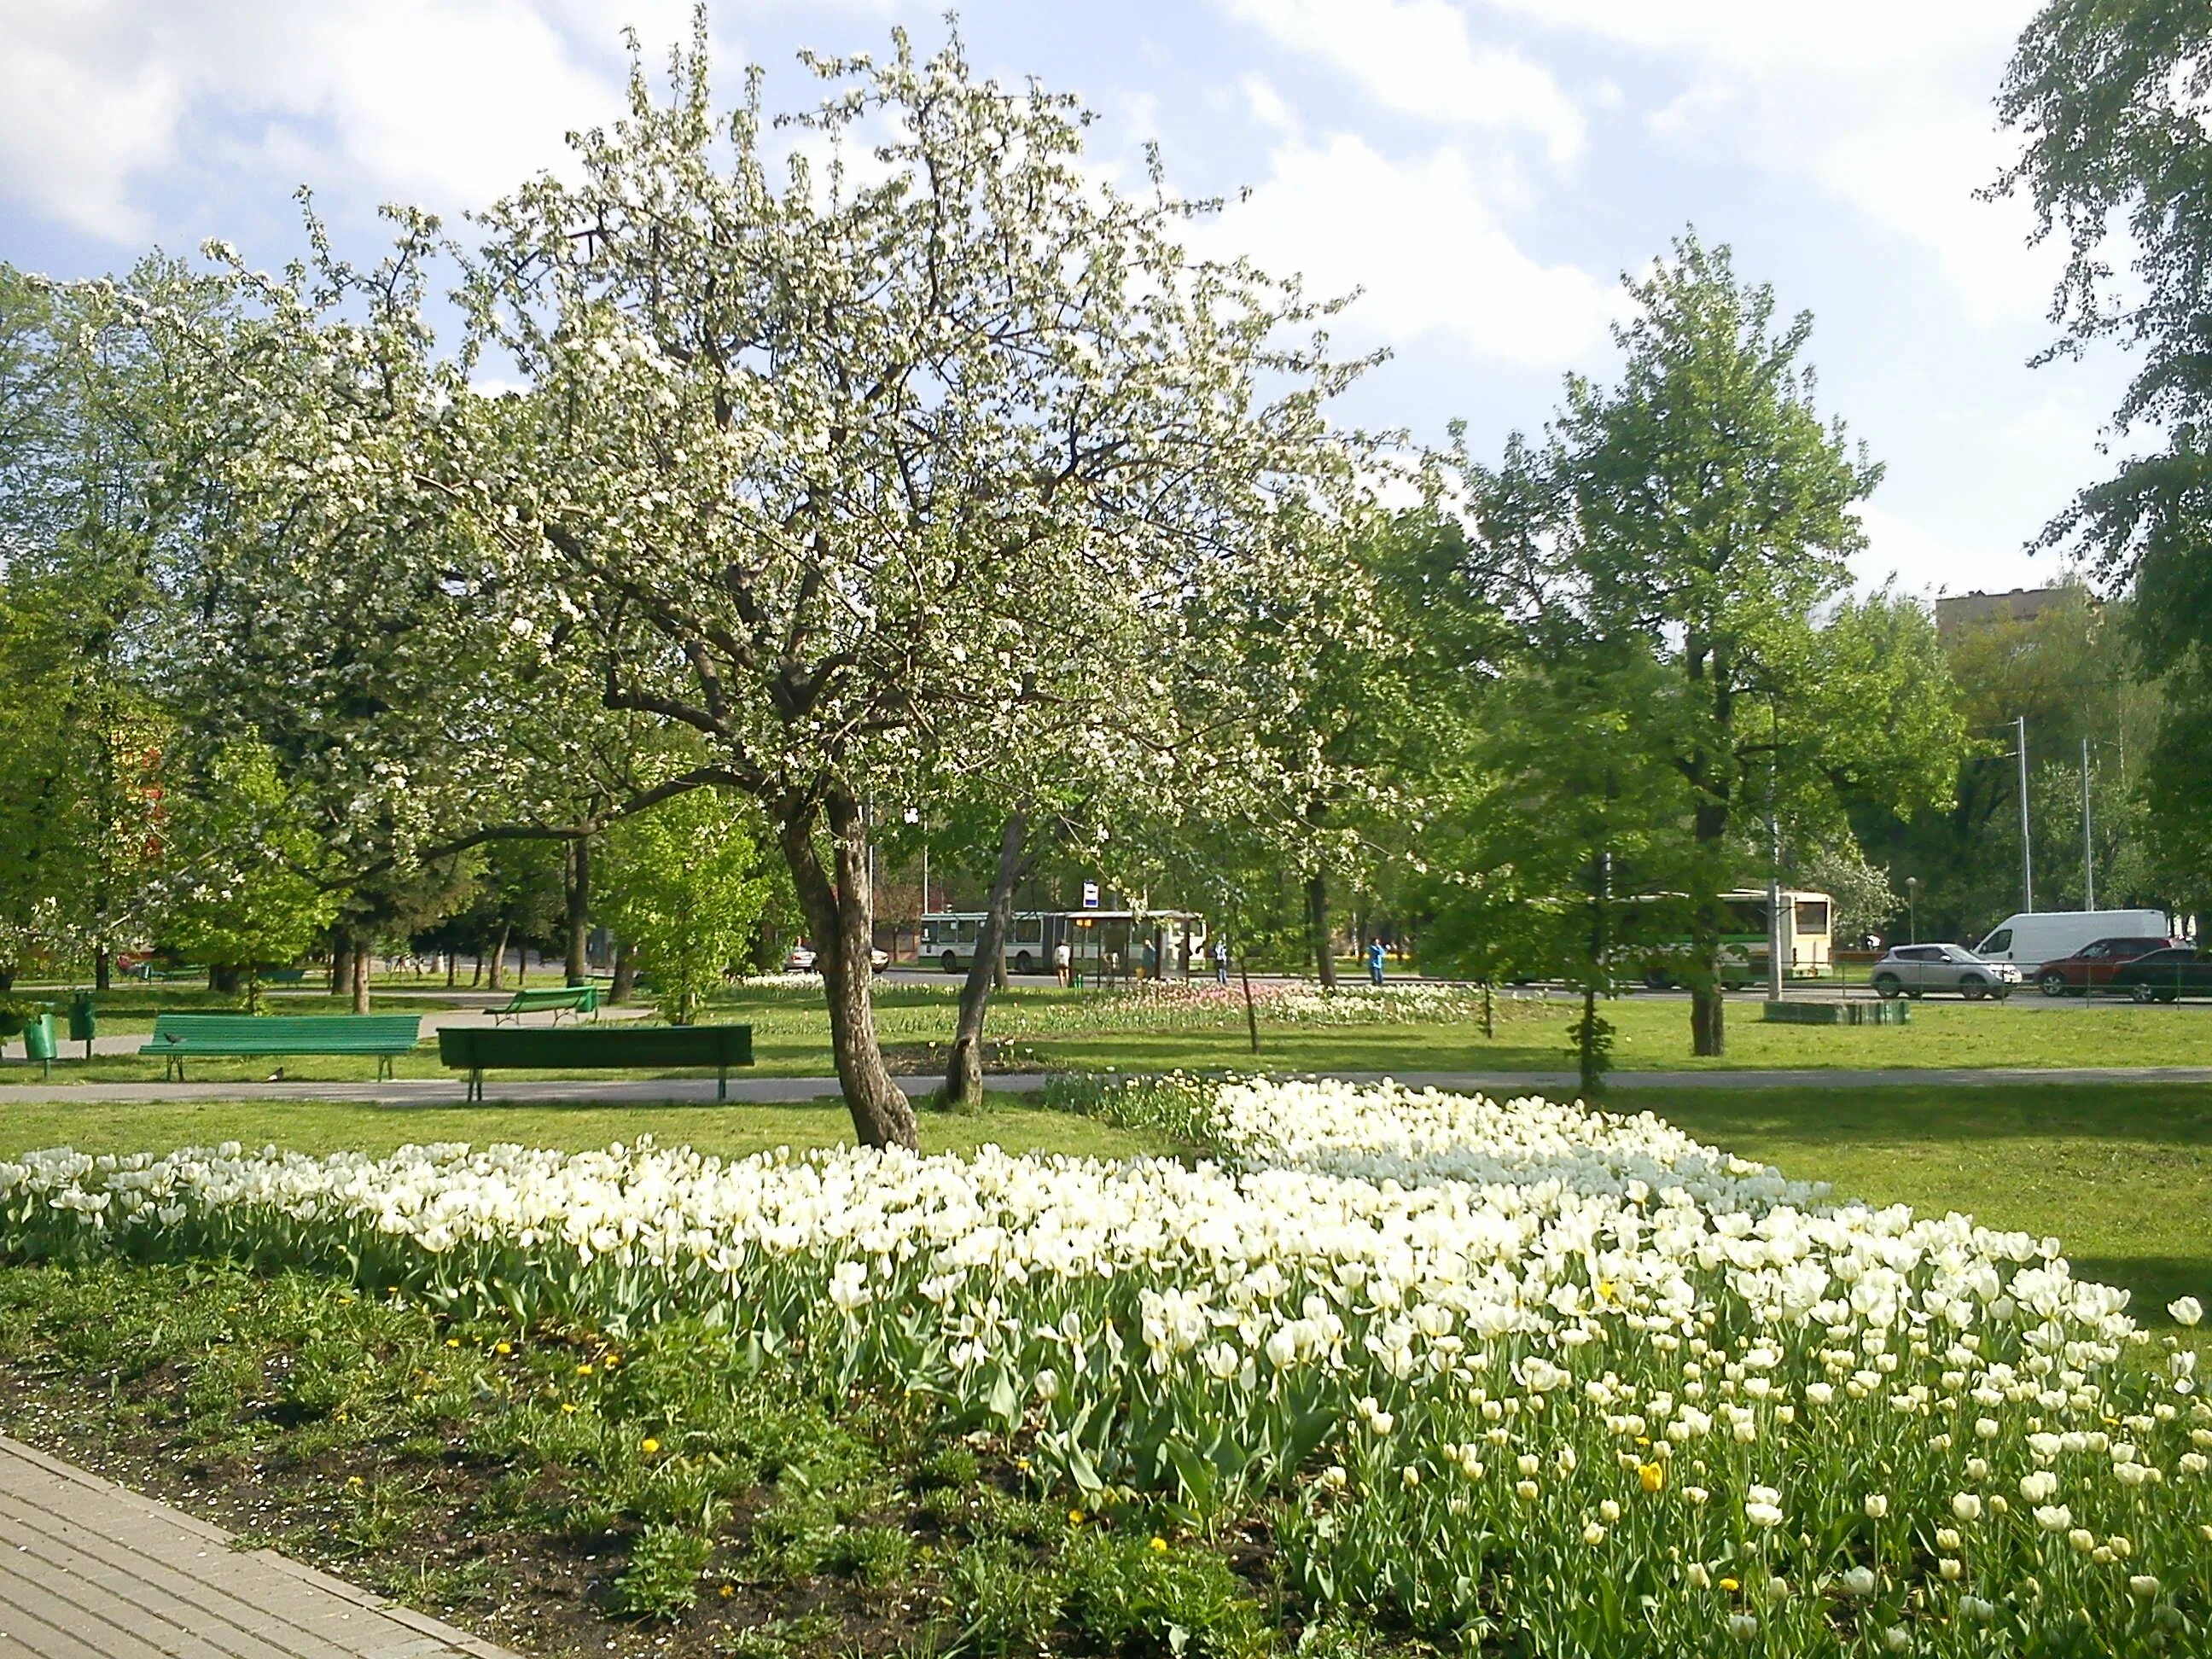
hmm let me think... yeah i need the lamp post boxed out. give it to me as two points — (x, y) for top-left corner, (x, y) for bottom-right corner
(1905, 876), (1919, 946)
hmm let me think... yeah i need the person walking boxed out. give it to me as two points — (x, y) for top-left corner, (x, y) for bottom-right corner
(1213, 936), (1230, 986)
(1142, 936), (1160, 981)
(1053, 938), (1073, 988)
(1366, 938), (1388, 987)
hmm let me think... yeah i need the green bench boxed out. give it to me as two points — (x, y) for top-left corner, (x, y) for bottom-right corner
(140, 1014), (424, 1080)
(135, 964), (208, 982)
(490, 985), (601, 1023)
(439, 1023), (754, 1102)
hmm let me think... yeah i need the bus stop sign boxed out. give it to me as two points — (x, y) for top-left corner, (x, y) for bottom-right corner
(1081, 882), (1099, 909)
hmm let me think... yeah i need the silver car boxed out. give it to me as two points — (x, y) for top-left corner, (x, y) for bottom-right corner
(1871, 944), (2020, 1001)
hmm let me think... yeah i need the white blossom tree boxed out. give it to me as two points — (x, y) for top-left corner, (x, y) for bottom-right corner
(437, 20), (1372, 1144)
(80, 17), (1373, 1146)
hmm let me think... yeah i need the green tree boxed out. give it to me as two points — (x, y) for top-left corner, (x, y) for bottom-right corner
(1417, 649), (1691, 1093)
(1534, 234), (1960, 1056)
(0, 265), (186, 987)
(1994, 4), (2212, 905)
(599, 794), (772, 1027)
(154, 739), (340, 1010)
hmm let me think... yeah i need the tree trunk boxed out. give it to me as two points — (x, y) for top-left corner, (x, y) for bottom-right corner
(330, 938), (353, 999)
(945, 812), (1028, 1112)
(515, 947), (528, 988)
(610, 940), (637, 1005)
(1690, 804), (1730, 1057)
(0, 967), (14, 993)
(1308, 871), (1337, 988)
(94, 951), (112, 993)
(210, 964), (242, 997)
(487, 924), (509, 991)
(445, 952), (457, 988)
(777, 789), (917, 1150)
(349, 935), (370, 1014)
(565, 837), (591, 987)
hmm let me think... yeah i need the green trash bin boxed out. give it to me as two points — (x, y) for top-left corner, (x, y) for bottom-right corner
(67, 992), (96, 1057)
(22, 1013), (56, 1078)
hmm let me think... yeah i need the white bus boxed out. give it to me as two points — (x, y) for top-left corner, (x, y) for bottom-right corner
(919, 909), (1208, 977)
(1627, 888), (1834, 988)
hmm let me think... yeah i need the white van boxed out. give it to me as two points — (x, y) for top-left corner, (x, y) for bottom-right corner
(1972, 910), (2172, 973)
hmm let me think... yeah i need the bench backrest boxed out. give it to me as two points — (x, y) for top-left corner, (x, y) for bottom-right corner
(148, 1014), (424, 1048)
(503, 986), (598, 1009)
(439, 1022), (752, 1068)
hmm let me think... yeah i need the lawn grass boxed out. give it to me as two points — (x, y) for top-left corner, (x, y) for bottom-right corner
(0, 1091), (1176, 1165)
(1628, 1082), (2212, 1341)
(1018, 994), (2212, 1074)
(12, 983), (2212, 1086)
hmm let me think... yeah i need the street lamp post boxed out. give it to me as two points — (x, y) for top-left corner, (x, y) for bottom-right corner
(1906, 876), (1919, 946)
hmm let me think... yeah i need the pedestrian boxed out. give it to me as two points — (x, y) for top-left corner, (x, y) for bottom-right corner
(1213, 936), (1230, 985)
(1053, 938), (1073, 988)
(1366, 937), (1387, 987)
(1143, 936), (1160, 981)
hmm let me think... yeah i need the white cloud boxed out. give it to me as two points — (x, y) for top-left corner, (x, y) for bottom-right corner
(0, 1), (698, 244)
(1220, 0), (1586, 162)
(1239, 73), (1295, 133)
(1209, 131), (1620, 365)
(1851, 503), (2046, 599)
(1470, 0), (2055, 325)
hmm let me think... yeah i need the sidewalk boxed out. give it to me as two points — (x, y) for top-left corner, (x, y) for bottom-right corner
(2, 1065), (2210, 1109)
(0, 1436), (514, 1659)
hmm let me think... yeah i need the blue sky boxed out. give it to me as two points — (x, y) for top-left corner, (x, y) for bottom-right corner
(0, 0), (2129, 597)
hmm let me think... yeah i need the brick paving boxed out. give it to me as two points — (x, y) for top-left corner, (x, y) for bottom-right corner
(0, 1439), (515, 1659)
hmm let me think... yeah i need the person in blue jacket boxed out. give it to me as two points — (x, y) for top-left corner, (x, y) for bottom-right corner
(1366, 938), (1388, 986)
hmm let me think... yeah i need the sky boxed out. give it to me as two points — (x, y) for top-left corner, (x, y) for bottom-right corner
(0, 0), (2133, 599)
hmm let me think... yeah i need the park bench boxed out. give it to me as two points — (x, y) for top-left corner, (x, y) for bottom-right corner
(140, 1014), (424, 1080)
(439, 1022), (754, 1103)
(134, 964), (207, 982)
(490, 985), (601, 1024)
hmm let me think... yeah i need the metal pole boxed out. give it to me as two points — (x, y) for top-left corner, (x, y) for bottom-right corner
(2016, 715), (2034, 913)
(1767, 810), (1785, 1000)
(2081, 736), (2095, 912)
(1767, 701), (1784, 1000)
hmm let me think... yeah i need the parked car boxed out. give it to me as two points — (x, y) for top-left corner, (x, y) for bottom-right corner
(2108, 946), (2212, 1003)
(2033, 935), (2173, 996)
(1870, 944), (2022, 1000)
(1971, 908), (2171, 974)
(783, 943), (891, 972)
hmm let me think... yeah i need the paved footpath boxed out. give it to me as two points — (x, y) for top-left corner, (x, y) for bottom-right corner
(3, 1065), (2211, 1110)
(0, 1437), (514, 1659)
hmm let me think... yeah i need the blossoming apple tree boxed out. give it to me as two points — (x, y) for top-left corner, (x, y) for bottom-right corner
(434, 23), (1371, 1144)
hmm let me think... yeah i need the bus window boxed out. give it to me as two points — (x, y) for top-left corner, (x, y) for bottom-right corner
(1012, 916), (1044, 946)
(1792, 900), (1830, 937)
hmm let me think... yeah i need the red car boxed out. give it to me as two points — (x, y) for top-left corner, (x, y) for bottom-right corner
(2033, 935), (2173, 997)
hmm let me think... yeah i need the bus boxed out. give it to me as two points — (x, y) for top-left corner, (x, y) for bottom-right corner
(1627, 888), (1833, 989)
(919, 910), (1208, 978)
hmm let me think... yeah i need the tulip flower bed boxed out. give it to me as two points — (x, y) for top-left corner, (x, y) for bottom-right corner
(3, 1078), (2209, 1655)
(990, 978), (1539, 1036)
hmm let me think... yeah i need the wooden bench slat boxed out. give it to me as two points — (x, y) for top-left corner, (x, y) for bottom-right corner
(438, 1023), (753, 1100)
